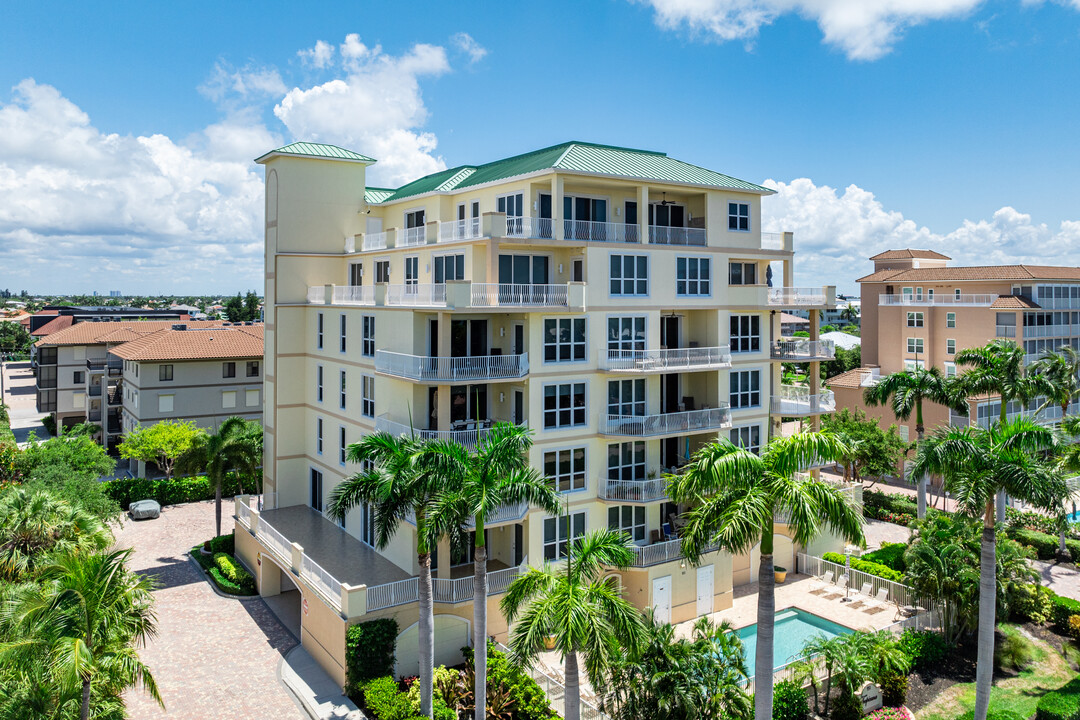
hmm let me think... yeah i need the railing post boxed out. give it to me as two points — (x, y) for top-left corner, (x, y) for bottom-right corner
(342, 583), (367, 619)
(323, 284), (334, 305)
(290, 542), (304, 575)
(249, 506), (260, 535)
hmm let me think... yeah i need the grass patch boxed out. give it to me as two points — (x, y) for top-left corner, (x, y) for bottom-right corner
(916, 625), (1074, 720)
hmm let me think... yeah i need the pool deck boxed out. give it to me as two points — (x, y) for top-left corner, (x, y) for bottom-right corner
(674, 572), (903, 639)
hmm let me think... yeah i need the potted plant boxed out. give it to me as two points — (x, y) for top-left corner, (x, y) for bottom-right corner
(774, 565), (788, 583)
(543, 635), (557, 650)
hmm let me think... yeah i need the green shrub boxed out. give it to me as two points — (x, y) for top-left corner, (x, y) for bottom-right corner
(995, 631), (1035, 672)
(879, 671), (909, 707)
(956, 711), (1026, 720)
(362, 676), (412, 720)
(346, 619), (399, 693)
(772, 679), (809, 720)
(213, 552), (254, 593)
(831, 689), (863, 720)
(897, 629), (948, 672)
(462, 642), (556, 720)
(822, 552), (904, 582)
(208, 566), (250, 595)
(862, 542), (907, 572)
(1010, 583), (1055, 625)
(863, 489), (918, 516)
(1051, 596), (1080, 633)
(405, 667), (461, 720)
(205, 533), (235, 555)
(1009, 527), (1059, 560)
(1037, 677), (1080, 720)
(103, 472), (261, 509)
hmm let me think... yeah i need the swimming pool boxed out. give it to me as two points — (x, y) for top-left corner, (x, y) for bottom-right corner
(734, 608), (854, 677)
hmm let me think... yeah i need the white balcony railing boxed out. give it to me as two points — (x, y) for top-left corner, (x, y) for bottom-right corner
(375, 351), (529, 381)
(375, 414), (518, 447)
(431, 563), (525, 604)
(332, 285), (375, 305)
(629, 539), (718, 567)
(306, 286), (325, 304)
(404, 500), (528, 529)
(301, 552), (342, 612)
(878, 293), (997, 306)
(256, 518), (293, 565)
(770, 339), (836, 361)
(362, 231), (389, 251)
(400, 226), (427, 247)
(768, 287), (828, 306)
(236, 500), (252, 528)
(599, 478), (669, 503)
(996, 325), (1017, 338)
(470, 283), (568, 307)
(599, 406), (732, 437)
(564, 219), (638, 243)
(385, 283), (446, 307)
(603, 346), (732, 372)
(438, 218), (483, 243)
(366, 577), (418, 611)
(770, 386), (836, 415)
(503, 216), (553, 239)
(760, 232), (785, 250)
(648, 225), (706, 246)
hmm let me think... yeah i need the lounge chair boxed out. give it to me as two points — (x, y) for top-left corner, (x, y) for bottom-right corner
(825, 574), (848, 598)
(809, 570), (834, 594)
(858, 582), (874, 599)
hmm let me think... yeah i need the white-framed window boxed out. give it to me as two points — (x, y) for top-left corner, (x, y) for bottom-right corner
(339, 314), (347, 353)
(543, 511), (586, 560)
(730, 425), (762, 454)
(339, 426), (347, 466)
(309, 468), (323, 513)
(946, 312), (956, 328)
(899, 425), (910, 441)
(954, 288), (962, 299)
(730, 315), (761, 353)
(158, 393), (174, 412)
(339, 370), (347, 410)
(375, 260), (390, 283)
(245, 389), (259, 407)
(608, 505), (646, 543)
(543, 382), (586, 429)
(404, 256), (419, 287)
(496, 192), (524, 218)
(434, 254), (465, 283)
(927, 289), (935, 301)
(316, 365), (324, 403)
(361, 375), (375, 418)
(608, 378), (646, 417)
(317, 312), (324, 349)
(904, 359), (926, 371)
(316, 418), (324, 454)
(609, 254), (649, 296)
(728, 261), (758, 285)
(907, 338), (924, 354)
(944, 361), (956, 378)
(544, 447), (586, 493)
(405, 208), (426, 229)
(730, 370), (761, 409)
(349, 262), (363, 287)
(544, 318), (586, 362)
(607, 441), (645, 481)
(607, 316), (646, 352)
(947, 339), (956, 355)
(222, 390), (236, 408)
(362, 316), (375, 357)
(906, 312), (924, 328)
(728, 202), (750, 231)
(676, 257), (711, 296)
(902, 287), (913, 298)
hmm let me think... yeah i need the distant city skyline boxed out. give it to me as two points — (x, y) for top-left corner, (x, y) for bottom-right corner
(1, 1), (1079, 294)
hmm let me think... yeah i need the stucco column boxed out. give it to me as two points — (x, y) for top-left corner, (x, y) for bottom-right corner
(436, 536), (452, 579)
(638, 185), (649, 244)
(553, 174), (564, 241)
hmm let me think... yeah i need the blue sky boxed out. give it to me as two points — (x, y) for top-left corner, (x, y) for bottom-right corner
(1, 0), (1078, 294)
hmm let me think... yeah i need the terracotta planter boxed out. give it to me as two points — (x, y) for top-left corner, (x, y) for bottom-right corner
(544, 636), (557, 650)
(774, 568), (788, 584)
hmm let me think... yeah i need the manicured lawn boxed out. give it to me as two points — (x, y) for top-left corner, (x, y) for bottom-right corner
(916, 626), (1077, 720)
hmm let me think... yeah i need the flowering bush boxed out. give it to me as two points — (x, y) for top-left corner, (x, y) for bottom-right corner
(868, 706), (914, 720)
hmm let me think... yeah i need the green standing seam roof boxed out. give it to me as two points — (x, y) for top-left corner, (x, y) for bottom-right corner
(364, 187), (396, 204)
(371, 141), (771, 204)
(255, 142), (376, 164)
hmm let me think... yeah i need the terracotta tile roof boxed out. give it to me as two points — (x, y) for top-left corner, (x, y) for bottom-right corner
(35, 320), (228, 347)
(870, 249), (951, 260)
(779, 312), (809, 324)
(827, 368), (875, 389)
(110, 325), (264, 362)
(858, 265), (1080, 283)
(991, 295), (1041, 309)
(30, 316), (74, 337)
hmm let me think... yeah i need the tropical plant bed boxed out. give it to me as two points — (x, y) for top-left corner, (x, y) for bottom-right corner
(189, 533), (256, 596)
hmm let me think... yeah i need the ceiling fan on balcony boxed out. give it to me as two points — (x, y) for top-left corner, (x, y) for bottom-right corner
(657, 192), (676, 206)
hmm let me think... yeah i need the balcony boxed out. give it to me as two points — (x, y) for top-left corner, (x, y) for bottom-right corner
(87, 410), (102, 422)
(385, 284), (447, 307)
(107, 418), (121, 434)
(88, 384), (102, 397)
(628, 539), (719, 568)
(375, 351), (528, 382)
(375, 414), (522, 448)
(599, 406), (732, 438)
(438, 218), (483, 243)
(770, 386), (836, 416)
(879, 293), (997, 307)
(405, 500), (528, 529)
(400, 226), (427, 248)
(362, 231), (389, 251)
(602, 346), (732, 373)
(86, 359), (106, 372)
(648, 225), (706, 246)
(770, 339), (836, 362)
(107, 361), (122, 377)
(333, 286), (375, 306)
(599, 477), (669, 503)
(996, 324), (1017, 338)
(470, 283), (568, 308)
(767, 287), (834, 308)
(107, 388), (122, 406)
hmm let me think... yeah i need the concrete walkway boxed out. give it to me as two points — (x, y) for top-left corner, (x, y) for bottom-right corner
(1, 360), (49, 445)
(281, 646), (364, 720)
(1032, 560), (1080, 601)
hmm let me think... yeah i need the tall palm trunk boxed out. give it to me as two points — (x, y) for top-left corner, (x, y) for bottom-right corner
(416, 508), (434, 719)
(473, 523), (488, 720)
(974, 501), (996, 720)
(81, 678), (91, 720)
(755, 531), (775, 720)
(1060, 529), (1071, 561)
(565, 648), (580, 720)
(915, 407), (926, 519)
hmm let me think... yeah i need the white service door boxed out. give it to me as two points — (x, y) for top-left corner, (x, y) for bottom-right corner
(652, 575), (672, 625)
(366, 217), (383, 234)
(697, 564), (714, 617)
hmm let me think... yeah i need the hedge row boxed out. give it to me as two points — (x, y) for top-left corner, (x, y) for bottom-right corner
(0, 404), (15, 446)
(1052, 595), (1080, 634)
(214, 552), (255, 594)
(822, 551), (905, 583)
(103, 473), (260, 509)
(1037, 677), (1080, 720)
(346, 618), (399, 693)
(190, 534), (255, 596)
(863, 489), (919, 516)
(861, 542), (907, 572)
(1006, 527), (1080, 561)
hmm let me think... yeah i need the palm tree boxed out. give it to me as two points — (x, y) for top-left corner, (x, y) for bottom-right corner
(328, 432), (452, 719)
(911, 418), (1065, 720)
(1034, 345), (1080, 417)
(1054, 415), (1080, 560)
(669, 432), (865, 720)
(863, 366), (968, 518)
(840, 304), (859, 325)
(0, 488), (113, 581)
(177, 416), (254, 537)
(425, 423), (560, 718)
(799, 634), (843, 716)
(501, 529), (647, 720)
(0, 548), (162, 720)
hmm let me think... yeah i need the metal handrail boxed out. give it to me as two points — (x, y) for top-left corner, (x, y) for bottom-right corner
(438, 218), (483, 242)
(385, 284), (447, 307)
(648, 225), (707, 246)
(603, 346), (731, 372)
(306, 286), (325, 304)
(470, 283), (568, 307)
(301, 552), (343, 612)
(362, 231), (389, 251)
(400, 226), (427, 247)
(879, 293), (997, 306)
(256, 518), (292, 564)
(760, 232), (785, 249)
(599, 477), (669, 502)
(599, 406), (732, 437)
(375, 414), (522, 447)
(374, 351), (529, 381)
(770, 339), (836, 361)
(563, 219), (638, 243)
(770, 386), (836, 415)
(332, 285), (375, 305)
(768, 287), (827, 305)
(366, 577), (418, 611)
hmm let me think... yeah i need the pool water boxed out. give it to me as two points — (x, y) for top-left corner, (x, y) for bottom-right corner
(734, 608), (854, 677)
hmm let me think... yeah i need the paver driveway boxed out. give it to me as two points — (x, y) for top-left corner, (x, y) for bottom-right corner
(114, 500), (305, 719)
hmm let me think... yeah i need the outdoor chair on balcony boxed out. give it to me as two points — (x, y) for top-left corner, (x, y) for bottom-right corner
(662, 523), (676, 541)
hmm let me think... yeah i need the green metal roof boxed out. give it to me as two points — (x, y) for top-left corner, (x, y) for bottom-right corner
(364, 187), (396, 204)
(371, 141), (770, 203)
(255, 142), (376, 164)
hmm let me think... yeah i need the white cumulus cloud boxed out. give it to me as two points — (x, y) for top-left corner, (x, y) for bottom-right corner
(762, 177), (1080, 290)
(452, 32), (489, 64)
(637, 0), (987, 60)
(298, 39), (335, 69)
